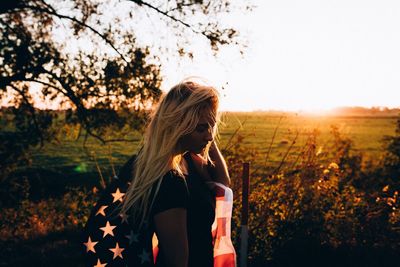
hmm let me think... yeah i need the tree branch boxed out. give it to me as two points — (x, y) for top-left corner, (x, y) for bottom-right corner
(165, 3), (196, 14)
(25, 78), (68, 97)
(128, 0), (213, 42)
(10, 4), (129, 64)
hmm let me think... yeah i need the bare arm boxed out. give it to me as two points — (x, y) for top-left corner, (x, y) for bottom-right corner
(208, 141), (230, 186)
(154, 208), (188, 267)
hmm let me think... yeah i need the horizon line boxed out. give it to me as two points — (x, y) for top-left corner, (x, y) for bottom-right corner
(220, 105), (400, 113)
(1, 105), (400, 113)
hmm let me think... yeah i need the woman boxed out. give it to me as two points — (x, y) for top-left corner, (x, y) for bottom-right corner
(82, 79), (232, 267)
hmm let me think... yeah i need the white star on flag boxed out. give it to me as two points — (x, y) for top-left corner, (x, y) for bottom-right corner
(112, 188), (125, 203)
(99, 221), (116, 238)
(138, 249), (151, 264)
(93, 258), (107, 267)
(125, 230), (139, 245)
(83, 236), (98, 253)
(96, 205), (108, 216)
(119, 212), (129, 224)
(109, 242), (125, 259)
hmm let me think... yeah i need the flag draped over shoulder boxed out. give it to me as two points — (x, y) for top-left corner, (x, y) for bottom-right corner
(83, 174), (237, 266)
(209, 182), (237, 267)
(82, 174), (155, 267)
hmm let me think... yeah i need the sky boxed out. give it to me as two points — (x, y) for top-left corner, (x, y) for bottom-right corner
(3, 0), (399, 112)
(161, 0), (400, 111)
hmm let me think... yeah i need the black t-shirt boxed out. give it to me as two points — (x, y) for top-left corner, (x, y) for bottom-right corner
(185, 153), (216, 267)
(82, 153), (215, 267)
(155, 153), (216, 267)
(151, 170), (189, 215)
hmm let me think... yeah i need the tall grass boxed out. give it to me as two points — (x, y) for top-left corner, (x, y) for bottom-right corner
(0, 114), (399, 266)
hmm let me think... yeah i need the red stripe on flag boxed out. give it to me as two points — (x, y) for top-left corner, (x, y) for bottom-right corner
(214, 253), (236, 267)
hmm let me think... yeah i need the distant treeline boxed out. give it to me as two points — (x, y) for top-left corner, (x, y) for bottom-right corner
(330, 106), (400, 117)
(1, 106), (399, 117)
(248, 106), (400, 117)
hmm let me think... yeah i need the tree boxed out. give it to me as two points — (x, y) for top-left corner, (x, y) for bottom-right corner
(0, 0), (251, 180)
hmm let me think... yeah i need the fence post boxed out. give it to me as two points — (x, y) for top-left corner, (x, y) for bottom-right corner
(240, 162), (250, 267)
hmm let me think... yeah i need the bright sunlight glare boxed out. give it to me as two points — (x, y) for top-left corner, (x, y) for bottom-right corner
(161, 0), (400, 112)
(2, 0), (400, 112)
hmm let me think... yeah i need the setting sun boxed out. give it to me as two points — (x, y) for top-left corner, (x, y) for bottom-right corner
(2, 1), (400, 266)
(161, 0), (400, 112)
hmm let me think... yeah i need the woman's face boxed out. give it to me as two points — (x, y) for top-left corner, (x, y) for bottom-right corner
(179, 111), (216, 154)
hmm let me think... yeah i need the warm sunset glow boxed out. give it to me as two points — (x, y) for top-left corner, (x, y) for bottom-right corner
(2, 0), (399, 112)
(161, 0), (400, 112)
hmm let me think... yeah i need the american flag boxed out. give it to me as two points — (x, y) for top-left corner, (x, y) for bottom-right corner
(82, 174), (155, 267)
(209, 182), (237, 267)
(82, 175), (236, 266)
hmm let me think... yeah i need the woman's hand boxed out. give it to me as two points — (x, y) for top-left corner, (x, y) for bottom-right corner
(191, 142), (230, 186)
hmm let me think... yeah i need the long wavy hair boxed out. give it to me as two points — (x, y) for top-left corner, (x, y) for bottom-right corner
(120, 79), (220, 226)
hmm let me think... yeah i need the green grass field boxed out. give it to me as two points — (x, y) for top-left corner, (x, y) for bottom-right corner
(26, 112), (397, 186)
(219, 112), (397, 157)
(3, 112), (399, 266)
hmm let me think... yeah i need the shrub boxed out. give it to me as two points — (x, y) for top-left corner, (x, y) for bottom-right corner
(225, 127), (399, 266)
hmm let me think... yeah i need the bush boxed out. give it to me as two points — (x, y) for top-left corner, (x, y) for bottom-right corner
(0, 187), (97, 241)
(226, 128), (399, 266)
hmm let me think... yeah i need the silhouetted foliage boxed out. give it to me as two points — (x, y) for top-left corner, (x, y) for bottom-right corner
(0, 0), (250, 181)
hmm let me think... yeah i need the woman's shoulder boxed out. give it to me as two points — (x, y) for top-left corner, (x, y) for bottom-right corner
(165, 168), (185, 179)
(152, 169), (189, 215)
(159, 169), (187, 191)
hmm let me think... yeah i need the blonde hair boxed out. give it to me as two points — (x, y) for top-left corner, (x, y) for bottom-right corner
(121, 79), (220, 226)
